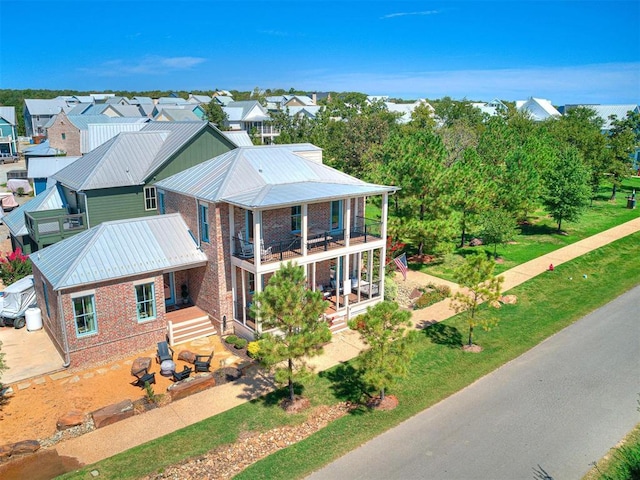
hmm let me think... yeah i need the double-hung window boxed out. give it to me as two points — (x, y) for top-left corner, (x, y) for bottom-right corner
(199, 203), (210, 243)
(158, 190), (165, 214)
(73, 294), (97, 337)
(291, 205), (301, 233)
(144, 186), (157, 211)
(135, 282), (156, 321)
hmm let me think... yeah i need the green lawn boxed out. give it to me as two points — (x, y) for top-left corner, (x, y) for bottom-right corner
(61, 232), (640, 480)
(414, 177), (640, 280)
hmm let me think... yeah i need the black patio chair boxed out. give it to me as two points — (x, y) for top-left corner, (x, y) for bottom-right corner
(194, 351), (214, 372)
(130, 367), (156, 388)
(156, 341), (174, 364)
(172, 365), (192, 382)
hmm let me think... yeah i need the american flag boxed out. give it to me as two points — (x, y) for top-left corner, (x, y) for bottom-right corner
(393, 253), (408, 281)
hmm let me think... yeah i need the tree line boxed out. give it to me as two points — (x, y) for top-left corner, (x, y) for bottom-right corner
(269, 95), (640, 254)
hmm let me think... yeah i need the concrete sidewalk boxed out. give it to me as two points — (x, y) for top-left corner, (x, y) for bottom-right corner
(55, 216), (640, 466)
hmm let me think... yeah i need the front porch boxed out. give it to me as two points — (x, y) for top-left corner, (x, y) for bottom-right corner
(165, 305), (216, 346)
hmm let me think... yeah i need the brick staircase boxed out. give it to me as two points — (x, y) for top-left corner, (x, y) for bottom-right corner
(166, 306), (217, 345)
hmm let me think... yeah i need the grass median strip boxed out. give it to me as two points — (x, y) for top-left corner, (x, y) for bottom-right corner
(61, 232), (640, 480)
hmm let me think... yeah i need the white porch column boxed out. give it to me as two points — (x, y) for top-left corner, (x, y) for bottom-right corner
(345, 198), (352, 247)
(254, 210), (261, 268)
(229, 205), (235, 255)
(240, 268), (247, 325)
(301, 203), (308, 256)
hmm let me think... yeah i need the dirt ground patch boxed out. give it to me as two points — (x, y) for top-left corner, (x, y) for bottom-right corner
(0, 335), (240, 446)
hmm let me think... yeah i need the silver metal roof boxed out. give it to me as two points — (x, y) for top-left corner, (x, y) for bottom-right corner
(0, 106), (16, 125)
(54, 131), (168, 190)
(581, 104), (639, 130)
(28, 156), (80, 179)
(24, 98), (74, 115)
(222, 130), (252, 146)
(86, 122), (148, 152)
(2, 185), (65, 237)
(155, 109), (201, 122)
(223, 101), (270, 122)
(156, 145), (396, 208)
(53, 121), (208, 191)
(30, 213), (207, 290)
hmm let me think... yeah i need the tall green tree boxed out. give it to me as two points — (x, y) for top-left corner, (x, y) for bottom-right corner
(382, 128), (455, 255)
(480, 208), (517, 258)
(203, 100), (229, 130)
(348, 301), (416, 402)
(606, 111), (640, 200)
(541, 147), (592, 232)
(452, 254), (504, 347)
(252, 262), (330, 403)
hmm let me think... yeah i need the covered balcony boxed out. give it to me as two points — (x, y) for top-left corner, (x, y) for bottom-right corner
(232, 216), (383, 265)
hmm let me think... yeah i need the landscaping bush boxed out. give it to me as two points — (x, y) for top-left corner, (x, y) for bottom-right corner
(413, 282), (451, 309)
(225, 335), (239, 345)
(234, 338), (248, 349)
(247, 341), (260, 359)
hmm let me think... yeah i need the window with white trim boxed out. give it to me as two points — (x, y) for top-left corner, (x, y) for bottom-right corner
(199, 203), (210, 243)
(135, 283), (156, 321)
(73, 294), (97, 336)
(291, 205), (301, 233)
(144, 186), (157, 211)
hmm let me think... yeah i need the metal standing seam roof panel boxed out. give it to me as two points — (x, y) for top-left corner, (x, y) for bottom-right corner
(0, 106), (16, 125)
(54, 132), (168, 190)
(2, 186), (65, 237)
(87, 122), (148, 152)
(28, 156), (80, 178)
(155, 146), (397, 208)
(30, 213), (207, 290)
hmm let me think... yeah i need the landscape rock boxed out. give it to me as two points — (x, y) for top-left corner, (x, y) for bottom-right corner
(167, 373), (215, 401)
(57, 410), (85, 431)
(500, 295), (518, 305)
(10, 440), (41, 455)
(131, 357), (152, 375)
(178, 350), (197, 364)
(91, 400), (134, 429)
(0, 444), (12, 459)
(469, 238), (483, 246)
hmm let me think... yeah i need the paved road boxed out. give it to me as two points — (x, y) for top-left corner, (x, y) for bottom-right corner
(309, 286), (640, 480)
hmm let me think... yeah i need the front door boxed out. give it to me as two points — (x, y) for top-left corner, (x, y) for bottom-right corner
(163, 273), (175, 307)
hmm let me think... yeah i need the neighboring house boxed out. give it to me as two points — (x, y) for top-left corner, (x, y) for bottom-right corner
(7, 121), (236, 253)
(187, 94), (212, 104)
(67, 103), (143, 118)
(28, 156), (80, 194)
(211, 95), (234, 107)
(384, 100), (432, 124)
(558, 104), (640, 132)
(223, 101), (276, 144)
(156, 144), (395, 339)
(46, 112), (148, 155)
(22, 140), (65, 167)
(283, 106), (323, 121)
(23, 97), (75, 137)
(0, 106), (18, 155)
(30, 213), (209, 367)
(470, 98), (509, 117)
(157, 97), (189, 105)
(152, 104), (205, 121)
(266, 95), (316, 110)
(516, 97), (561, 121)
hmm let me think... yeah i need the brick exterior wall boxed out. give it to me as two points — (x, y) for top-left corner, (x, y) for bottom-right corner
(163, 190), (234, 334)
(32, 264), (168, 368)
(47, 112), (81, 156)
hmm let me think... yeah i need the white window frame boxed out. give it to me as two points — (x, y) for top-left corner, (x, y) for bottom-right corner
(134, 281), (157, 322)
(144, 186), (157, 211)
(71, 292), (97, 337)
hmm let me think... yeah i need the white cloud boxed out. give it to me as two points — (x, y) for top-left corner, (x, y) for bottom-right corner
(288, 63), (640, 104)
(79, 56), (206, 77)
(381, 10), (439, 19)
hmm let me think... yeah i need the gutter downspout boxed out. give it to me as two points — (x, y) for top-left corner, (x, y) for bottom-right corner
(57, 290), (71, 368)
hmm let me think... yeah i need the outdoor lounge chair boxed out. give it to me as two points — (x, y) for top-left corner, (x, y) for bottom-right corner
(172, 365), (192, 382)
(131, 367), (156, 388)
(238, 230), (254, 258)
(156, 341), (174, 364)
(194, 351), (213, 372)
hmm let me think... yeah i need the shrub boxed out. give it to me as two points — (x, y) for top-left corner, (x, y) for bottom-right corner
(0, 248), (31, 286)
(234, 338), (248, 349)
(247, 341), (260, 359)
(413, 283), (451, 309)
(225, 335), (239, 345)
(384, 276), (398, 302)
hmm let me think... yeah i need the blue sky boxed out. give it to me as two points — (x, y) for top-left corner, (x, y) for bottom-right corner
(1, 0), (638, 104)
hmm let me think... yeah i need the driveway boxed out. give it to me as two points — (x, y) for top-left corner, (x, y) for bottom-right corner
(309, 285), (640, 480)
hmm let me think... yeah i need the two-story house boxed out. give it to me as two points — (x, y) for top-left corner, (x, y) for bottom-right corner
(223, 101), (277, 144)
(29, 144), (395, 368)
(4, 121), (236, 254)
